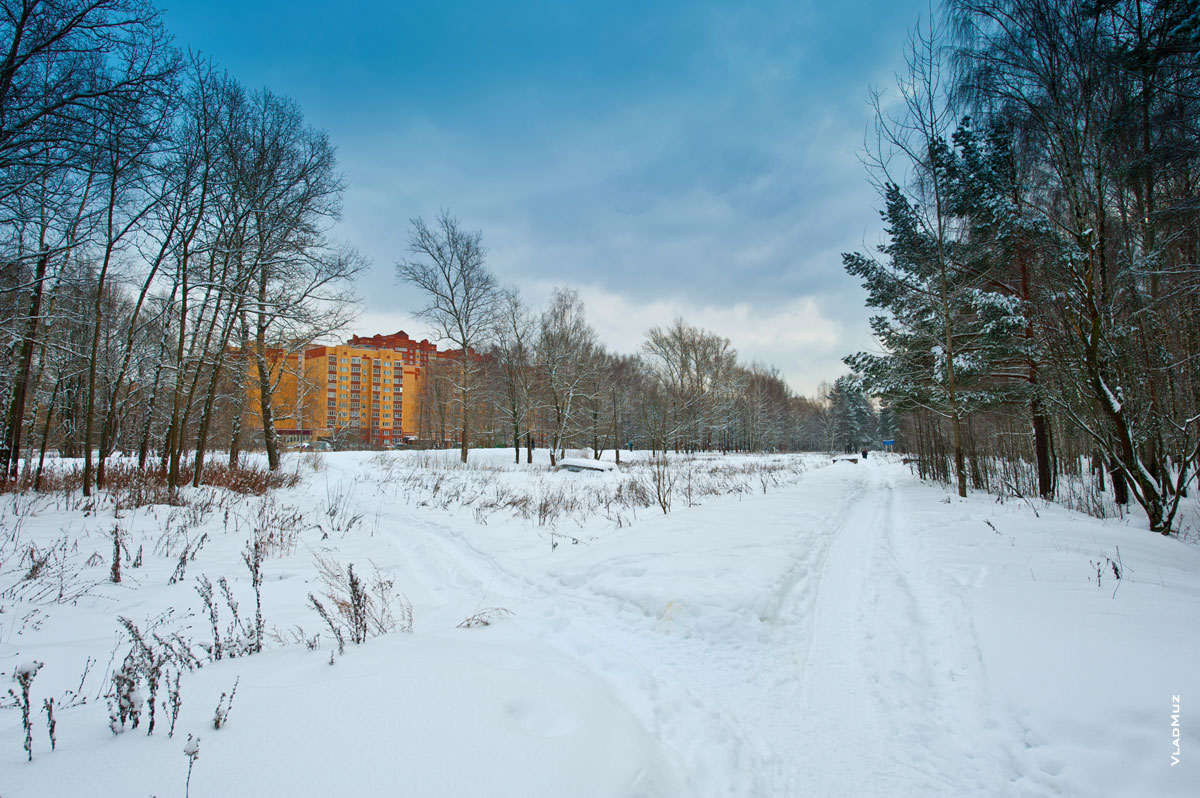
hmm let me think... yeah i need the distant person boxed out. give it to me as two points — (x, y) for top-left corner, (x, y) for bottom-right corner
(861, 449), (868, 459)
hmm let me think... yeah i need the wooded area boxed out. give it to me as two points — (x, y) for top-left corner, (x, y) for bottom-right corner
(844, 0), (1200, 532)
(0, 1), (360, 495)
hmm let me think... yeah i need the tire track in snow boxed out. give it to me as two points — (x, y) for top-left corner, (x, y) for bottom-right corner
(368, 459), (1028, 797)
(757, 466), (913, 796)
(371, 500), (775, 795)
(766, 464), (1037, 797)
(870, 471), (1056, 798)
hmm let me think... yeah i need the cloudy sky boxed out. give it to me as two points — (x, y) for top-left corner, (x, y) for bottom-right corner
(162, 0), (925, 396)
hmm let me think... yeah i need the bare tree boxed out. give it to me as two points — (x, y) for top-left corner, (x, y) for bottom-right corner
(536, 287), (597, 465)
(491, 289), (538, 463)
(230, 88), (360, 471)
(643, 318), (738, 454)
(397, 210), (501, 463)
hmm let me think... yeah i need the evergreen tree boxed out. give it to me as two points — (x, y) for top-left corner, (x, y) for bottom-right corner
(828, 375), (876, 453)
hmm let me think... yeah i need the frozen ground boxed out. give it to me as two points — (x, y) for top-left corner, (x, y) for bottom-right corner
(2, 449), (1198, 797)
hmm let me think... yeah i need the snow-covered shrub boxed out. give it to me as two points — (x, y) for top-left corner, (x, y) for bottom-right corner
(375, 451), (810, 528)
(212, 676), (239, 729)
(195, 574), (258, 660)
(167, 670), (183, 738)
(308, 555), (412, 651)
(243, 536), (266, 654)
(109, 523), (123, 583)
(457, 608), (513, 628)
(195, 575), (223, 661)
(184, 734), (200, 798)
(10, 659), (43, 760)
(42, 696), (56, 751)
(109, 651), (143, 733)
(307, 593), (345, 655)
(320, 479), (363, 536)
(166, 532), (209, 585)
(645, 456), (675, 514)
(110, 613), (204, 737)
(218, 577), (257, 657)
(3, 533), (103, 606)
(230, 495), (307, 558)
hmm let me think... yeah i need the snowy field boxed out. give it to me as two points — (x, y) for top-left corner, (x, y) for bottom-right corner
(2, 449), (1198, 797)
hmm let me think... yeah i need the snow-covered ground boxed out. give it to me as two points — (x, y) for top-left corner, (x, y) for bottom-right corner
(2, 449), (1198, 797)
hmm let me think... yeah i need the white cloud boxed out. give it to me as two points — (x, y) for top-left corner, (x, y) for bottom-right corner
(548, 282), (854, 396)
(337, 282), (861, 397)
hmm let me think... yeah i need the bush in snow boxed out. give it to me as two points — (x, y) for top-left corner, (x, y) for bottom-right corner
(195, 574), (258, 660)
(109, 650), (144, 733)
(457, 607), (514, 628)
(308, 554), (412, 652)
(212, 676), (239, 729)
(184, 734), (200, 798)
(307, 593), (345, 655)
(110, 523), (122, 584)
(243, 536), (266, 654)
(108, 614), (204, 737)
(167, 669), (183, 738)
(10, 660), (43, 760)
(319, 479), (363, 537)
(196, 574), (224, 661)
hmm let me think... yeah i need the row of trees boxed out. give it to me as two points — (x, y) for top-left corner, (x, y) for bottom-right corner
(844, 0), (1199, 532)
(0, 0), (359, 494)
(399, 213), (877, 462)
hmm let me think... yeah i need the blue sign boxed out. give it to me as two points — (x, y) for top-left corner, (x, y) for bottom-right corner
(881, 439), (895, 446)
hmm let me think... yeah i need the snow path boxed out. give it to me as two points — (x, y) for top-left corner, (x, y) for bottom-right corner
(382, 461), (1022, 797)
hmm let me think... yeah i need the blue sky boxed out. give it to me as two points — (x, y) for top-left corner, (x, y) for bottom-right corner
(161, 0), (924, 395)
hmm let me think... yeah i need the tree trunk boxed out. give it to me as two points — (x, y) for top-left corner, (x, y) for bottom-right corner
(459, 359), (469, 464)
(1110, 456), (1129, 506)
(0, 250), (49, 480)
(34, 379), (61, 490)
(1032, 406), (1052, 499)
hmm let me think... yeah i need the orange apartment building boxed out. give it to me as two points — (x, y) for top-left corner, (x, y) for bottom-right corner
(307, 342), (424, 447)
(243, 331), (438, 448)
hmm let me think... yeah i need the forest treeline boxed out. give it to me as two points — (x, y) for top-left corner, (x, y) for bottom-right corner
(404, 271), (881, 467)
(843, 0), (1200, 532)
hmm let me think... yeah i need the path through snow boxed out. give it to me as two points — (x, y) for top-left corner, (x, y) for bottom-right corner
(383, 460), (1027, 797)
